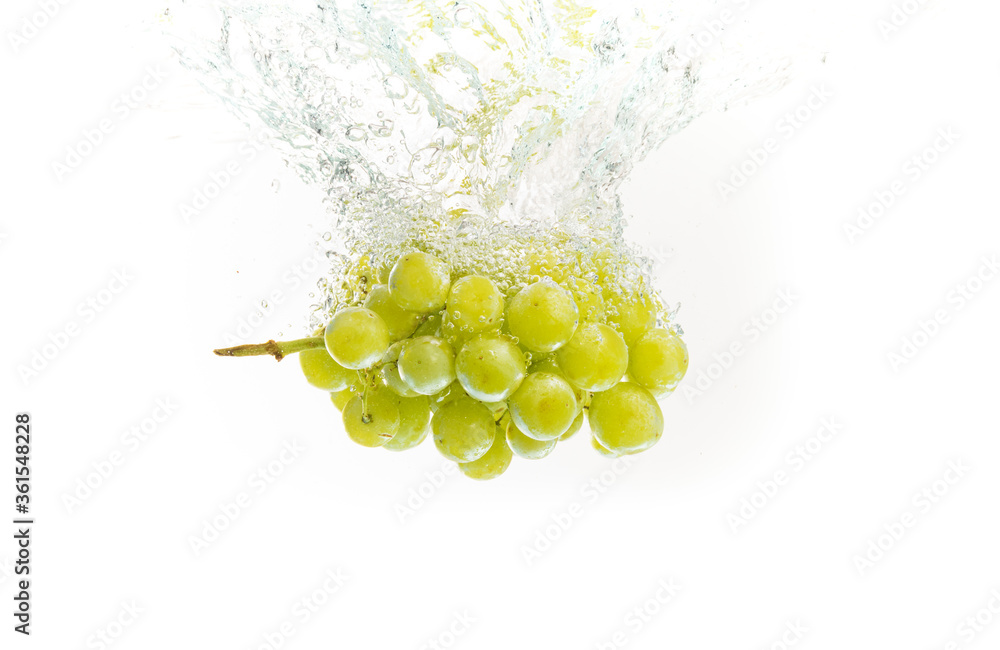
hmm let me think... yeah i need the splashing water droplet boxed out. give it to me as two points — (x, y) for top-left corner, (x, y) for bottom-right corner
(164, 0), (791, 329)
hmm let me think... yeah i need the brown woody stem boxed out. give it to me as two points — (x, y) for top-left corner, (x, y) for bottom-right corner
(212, 336), (325, 362)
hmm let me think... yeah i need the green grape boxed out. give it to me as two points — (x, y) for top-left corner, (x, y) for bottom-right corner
(432, 397), (495, 462)
(530, 356), (588, 409)
(379, 362), (420, 398)
(389, 251), (452, 313)
(498, 318), (531, 357)
(508, 372), (578, 441)
(559, 410), (585, 441)
(459, 426), (513, 479)
(446, 275), (504, 335)
(429, 382), (466, 413)
(506, 279), (579, 352)
(346, 255), (379, 298)
(566, 276), (605, 322)
(381, 340), (405, 364)
(591, 435), (621, 458)
(342, 387), (400, 448)
(384, 395), (431, 451)
(299, 347), (356, 391)
(330, 383), (361, 411)
(605, 289), (657, 345)
(454, 333), (526, 402)
(376, 261), (392, 284)
(397, 336), (456, 395)
(555, 322), (628, 392)
(628, 329), (689, 394)
(324, 307), (391, 370)
(589, 382), (663, 455)
(506, 419), (557, 459)
(483, 400), (508, 419)
(364, 284), (423, 341)
(527, 355), (560, 375)
(412, 311), (443, 338)
(527, 248), (570, 283)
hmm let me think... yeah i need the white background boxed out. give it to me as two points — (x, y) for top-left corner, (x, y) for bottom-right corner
(2, 0), (999, 648)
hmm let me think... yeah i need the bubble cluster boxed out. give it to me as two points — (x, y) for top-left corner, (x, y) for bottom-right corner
(164, 0), (790, 319)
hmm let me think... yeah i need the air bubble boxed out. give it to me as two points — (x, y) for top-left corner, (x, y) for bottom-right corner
(383, 76), (406, 99)
(454, 6), (474, 26)
(369, 119), (394, 137)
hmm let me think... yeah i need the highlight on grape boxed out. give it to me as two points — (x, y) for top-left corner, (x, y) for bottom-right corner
(215, 249), (689, 480)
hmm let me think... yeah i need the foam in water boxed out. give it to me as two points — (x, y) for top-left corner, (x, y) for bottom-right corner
(161, 0), (791, 329)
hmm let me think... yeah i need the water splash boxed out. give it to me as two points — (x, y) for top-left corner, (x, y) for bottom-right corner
(162, 0), (791, 322)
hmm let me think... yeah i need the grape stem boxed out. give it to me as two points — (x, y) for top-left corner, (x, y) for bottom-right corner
(212, 336), (325, 361)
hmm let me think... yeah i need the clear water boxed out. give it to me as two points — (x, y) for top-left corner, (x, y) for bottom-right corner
(161, 0), (791, 324)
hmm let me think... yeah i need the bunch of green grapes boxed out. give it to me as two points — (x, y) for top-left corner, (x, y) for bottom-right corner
(290, 249), (687, 480)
